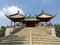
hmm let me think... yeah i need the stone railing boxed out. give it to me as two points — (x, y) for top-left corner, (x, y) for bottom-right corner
(5, 26), (24, 37)
(46, 26), (56, 37)
(5, 28), (14, 37)
(37, 25), (56, 37)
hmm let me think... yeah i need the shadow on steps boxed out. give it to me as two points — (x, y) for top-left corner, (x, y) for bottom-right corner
(11, 27), (24, 34)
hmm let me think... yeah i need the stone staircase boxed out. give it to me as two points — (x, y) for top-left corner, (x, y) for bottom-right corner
(32, 27), (60, 45)
(0, 28), (30, 45)
(0, 26), (60, 45)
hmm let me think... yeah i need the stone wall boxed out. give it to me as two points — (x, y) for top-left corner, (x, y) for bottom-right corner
(5, 28), (14, 37)
(48, 26), (56, 37)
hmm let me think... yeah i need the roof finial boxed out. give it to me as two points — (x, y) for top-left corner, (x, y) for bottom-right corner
(25, 14), (27, 17)
(54, 13), (57, 17)
(34, 13), (36, 16)
(30, 14), (31, 16)
(55, 13), (57, 15)
(18, 10), (19, 14)
(42, 10), (44, 14)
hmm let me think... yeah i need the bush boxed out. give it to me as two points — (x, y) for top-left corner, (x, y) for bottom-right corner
(1, 26), (6, 30)
(55, 25), (60, 37)
(0, 30), (5, 37)
(0, 26), (6, 37)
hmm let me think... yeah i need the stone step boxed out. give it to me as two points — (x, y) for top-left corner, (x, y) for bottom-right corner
(0, 27), (60, 45)
(33, 43), (60, 45)
(1, 39), (29, 41)
(33, 37), (59, 40)
(0, 43), (29, 45)
(33, 41), (60, 43)
(33, 39), (60, 42)
(0, 41), (29, 44)
(0, 40), (29, 42)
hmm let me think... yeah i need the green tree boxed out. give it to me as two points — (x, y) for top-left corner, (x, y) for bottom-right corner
(55, 24), (60, 38)
(1, 26), (6, 30)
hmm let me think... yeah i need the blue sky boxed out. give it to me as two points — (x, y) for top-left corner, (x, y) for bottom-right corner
(0, 0), (60, 26)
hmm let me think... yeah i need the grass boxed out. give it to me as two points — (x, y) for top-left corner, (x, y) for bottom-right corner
(0, 30), (5, 37)
(55, 25), (60, 38)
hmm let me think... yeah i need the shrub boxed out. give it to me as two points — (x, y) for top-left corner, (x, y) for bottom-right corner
(55, 25), (60, 37)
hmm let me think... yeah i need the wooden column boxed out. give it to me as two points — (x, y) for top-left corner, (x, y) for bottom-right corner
(46, 22), (47, 26)
(10, 20), (12, 28)
(35, 22), (37, 27)
(24, 22), (26, 27)
(35, 21), (36, 27)
(13, 22), (16, 29)
(14, 22), (15, 26)
(48, 21), (52, 26)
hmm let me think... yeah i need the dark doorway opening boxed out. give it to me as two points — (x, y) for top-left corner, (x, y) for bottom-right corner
(26, 21), (35, 27)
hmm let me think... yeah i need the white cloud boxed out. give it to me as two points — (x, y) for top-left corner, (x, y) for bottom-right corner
(2, 5), (24, 16)
(0, 5), (24, 18)
(40, 0), (55, 4)
(0, 5), (24, 26)
(0, 10), (5, 18)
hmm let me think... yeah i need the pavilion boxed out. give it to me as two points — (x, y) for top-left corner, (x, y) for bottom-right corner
(36, 11), (55, 25)
(6, 11), (55, 27)
(21, 15), (40, 27)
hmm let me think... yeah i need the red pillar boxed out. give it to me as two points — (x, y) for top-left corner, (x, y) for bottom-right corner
(48, 21), (52, 26)
(10, 20), (12, 28)
(14, 22), (15, 26)
(35, 22), (37, 27)
(46, 22), (47, 26)
(14, 22), (15, 29)
(24, 22), (26, 27)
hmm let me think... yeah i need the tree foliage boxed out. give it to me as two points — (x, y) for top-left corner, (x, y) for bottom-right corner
(55, 25), (60, 37)
(0, 26), (6, 37)
(1, 26), (6, 30)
